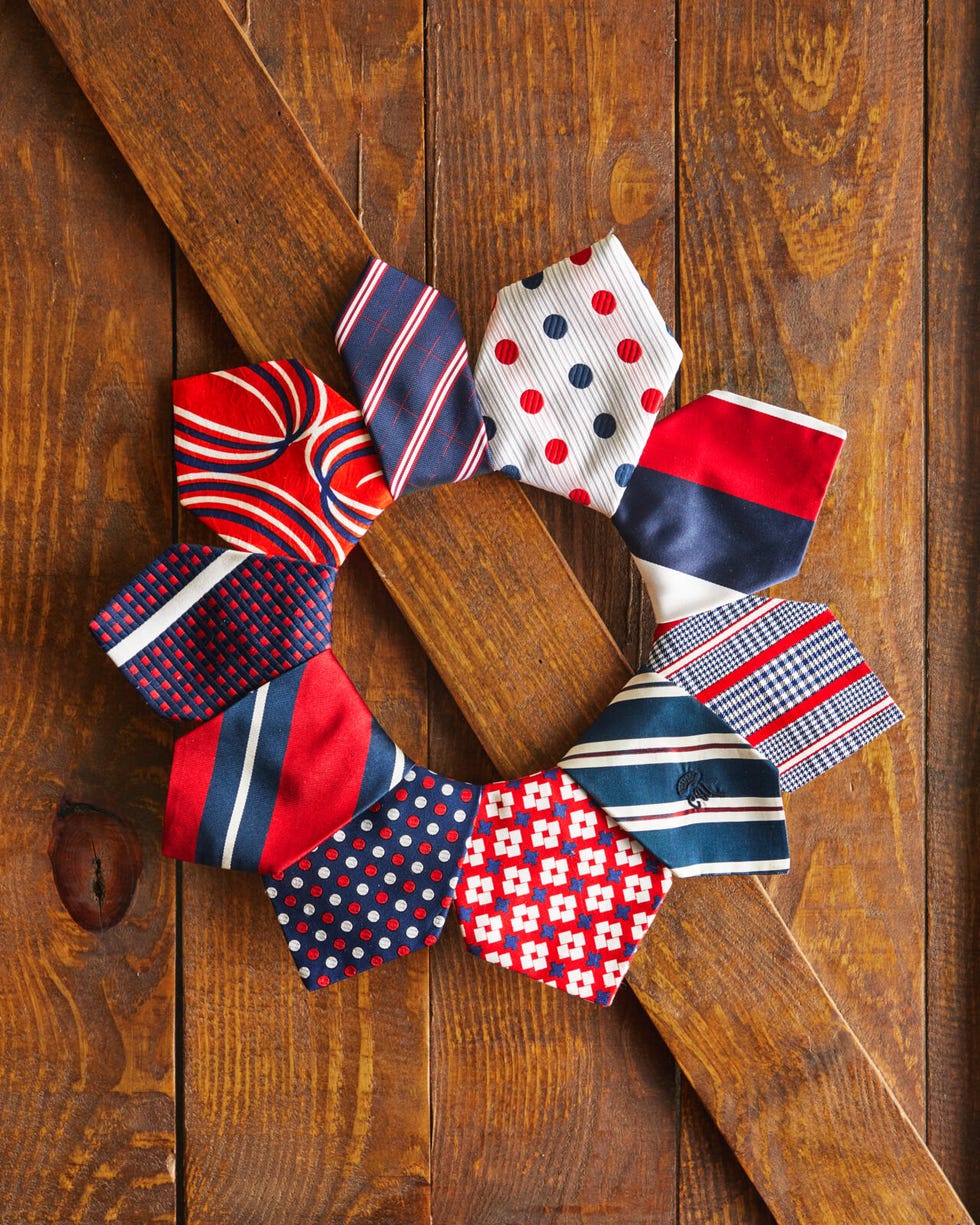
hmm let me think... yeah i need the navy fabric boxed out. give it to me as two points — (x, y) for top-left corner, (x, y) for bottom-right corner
(265, 767), (481, 988)
(335, 258), (492, 498)
(612, 468), (815, 591)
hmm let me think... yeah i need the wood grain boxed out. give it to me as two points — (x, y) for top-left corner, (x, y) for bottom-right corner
(926, 0), (980, 1213)
(20, 0), (974, 1220)
(0, 1), (176, 1219)
(631, 877), (968, 1225)
(173, 4), (432, 1221)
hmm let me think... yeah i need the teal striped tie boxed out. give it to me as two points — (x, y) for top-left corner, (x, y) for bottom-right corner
(559, 668), (788, 876)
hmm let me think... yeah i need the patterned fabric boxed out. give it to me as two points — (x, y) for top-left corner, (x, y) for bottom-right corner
(456, 769), (671, 1005)
(334, 258), (492, 497)
(613, 391), (846, 622)
(265, 766), (480, 987)
(560, 669), (787, 876)
(474, 234), (682, 515)
(648, 597), (904, 791)
(163, 651), (411, 873)
(89, 544), (335, 721)
(174, 358), (391, 565)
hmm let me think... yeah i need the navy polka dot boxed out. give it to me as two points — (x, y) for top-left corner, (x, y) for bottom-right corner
(500, 464), (522, 480)
(522, 272), (544, 290)
(593, 413), (617, 439)
(483, 415), (497, 441)
(543, 314), (568, 339)
(568, 363), (593, 389)
(615, 463), (635, 488)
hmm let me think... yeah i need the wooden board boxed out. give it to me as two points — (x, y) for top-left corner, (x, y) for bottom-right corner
(0, 1), (176, 1219)
(674, 0), (927, 1212)
(926, 0), (980, 1209)
(5, 0), (970, 1220)
(423, 15), (679, 1213)
(172, 4), (433, 1221)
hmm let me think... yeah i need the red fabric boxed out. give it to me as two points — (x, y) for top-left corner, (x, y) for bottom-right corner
(638, 393), (844, 520)
(456, 769), (671, 1005)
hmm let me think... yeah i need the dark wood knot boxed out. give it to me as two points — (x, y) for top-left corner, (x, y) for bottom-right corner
(48, 799), (143, 932)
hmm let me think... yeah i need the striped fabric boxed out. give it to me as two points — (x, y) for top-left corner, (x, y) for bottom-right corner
(89, 544), (335, 721)
(474, 234), (682, 516)
(613, 391), (846, 622)
(266, 766), (480, 988)
(174, 358), (391, 565)
(559, 670), (788, 876)
(455, 769), (671, 1004)
(648, 597), (904, 791)
(335, 259), (491, 497)
(163, 651), (411, 873)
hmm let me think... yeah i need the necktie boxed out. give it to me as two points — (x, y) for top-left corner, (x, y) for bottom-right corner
(612, 391), (846, 622)
(473, 234), (682, 515)
(455, 768), (671, 1005)
(89, 544), (335, 721)
(163, 650), (411, 873)
(334, 258), (492, 497)
(173, 358), (391, 564)
(559, 670), (788, 876)
(648, 596), (904, 791)
(265, 766), (480, 987)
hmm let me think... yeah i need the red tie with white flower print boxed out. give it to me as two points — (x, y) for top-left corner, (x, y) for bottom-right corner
(455, 768), (671, 1005)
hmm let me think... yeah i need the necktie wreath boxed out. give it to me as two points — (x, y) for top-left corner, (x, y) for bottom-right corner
(91, 234), (903, 1006)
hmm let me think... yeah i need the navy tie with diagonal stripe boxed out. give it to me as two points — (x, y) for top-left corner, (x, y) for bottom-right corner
(559, 668), (788, 876)
(334, 257), (492, 498)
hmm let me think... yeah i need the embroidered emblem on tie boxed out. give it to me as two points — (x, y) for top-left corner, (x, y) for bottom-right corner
(676, 769), (714, 809)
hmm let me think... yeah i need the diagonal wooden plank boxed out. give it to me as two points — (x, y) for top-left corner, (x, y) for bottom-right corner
(26, 1), (972, 1221)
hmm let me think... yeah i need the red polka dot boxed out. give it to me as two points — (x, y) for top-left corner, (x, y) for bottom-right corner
(446, 830), (459, 843)
(344, 965), (357, 977)
(424, 934), (439, 947)
(333, 937), (346, 950)
(306, 948), (320, 961)
(434, 802), (447, 815)
(569, 488), (591, 506)
(298, 858), (311, 870)
(370, 955), (384, 968)
(422, 776), (435, 789)
(380, 827), (393, 840)
(347, 901), (361, 914)
(407, 815), (420, 828)
(337, 875), (350, 888)
(520, 388), (544, 414)
(494, 338), (519, 364)
(284, 895), (296, 907)
(296, 921), (309, 934)
(414, 907), (427, 920)
(395, 788), (408, 802)
(591, 290), (616, 314)
(570, 246), (593, 265)
(397, 945), (411, 957)
(617, 338), (643, 363)
(460, 789), (473, 801)
(403, 880), (416, 893)
(317, 974), (330, 987)
(641, 388), (664, 414)
(545, 438), (569, 464)
(360, 928), (373, 941)
(387, 918), (400, 931)
(376, 891), (389, 904)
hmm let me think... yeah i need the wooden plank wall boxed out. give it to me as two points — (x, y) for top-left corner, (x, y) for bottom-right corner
(0, 0), (975, 1222)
